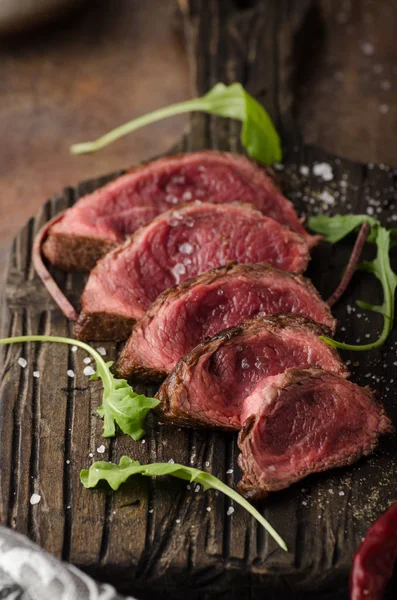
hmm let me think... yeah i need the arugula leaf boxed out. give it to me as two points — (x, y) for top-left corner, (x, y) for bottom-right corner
(80, 456), (287, 551)
(308, 214), (377, 244)
(70, 83), (282, 166)
(0, 335), (158, 440)
(92, 361), (159, 439)
(309, 216), (397, 351)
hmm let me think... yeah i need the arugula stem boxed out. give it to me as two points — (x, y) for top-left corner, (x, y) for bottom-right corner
(0, 335), (112, 394)
(71, 99), (233, 155)
(327, 222), (370, 307)
(205, 474), (287, 551)
(81, 457), (288, 551)
(320, 322), (390, 352)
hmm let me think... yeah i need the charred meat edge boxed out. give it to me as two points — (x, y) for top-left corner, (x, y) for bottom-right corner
(156, 314), (348, 428)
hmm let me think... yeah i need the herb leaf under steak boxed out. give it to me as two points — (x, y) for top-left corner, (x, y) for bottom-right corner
(309, 215), (397, 351)
(80, 455), (287, 551)
(70, 83), (282, 166)
(0, 335), (158, 440)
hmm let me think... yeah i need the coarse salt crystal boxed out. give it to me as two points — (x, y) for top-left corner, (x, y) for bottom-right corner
(88, 452), (94, 458)
(83, 357), (91, 364)
(182, 191), (192, 201)
(300, 165), (309, 176)
(207, 506), (212, 512)
(313, 162), (334, 181)
(33, 371), (40, 378)
(227, 506), (235, 516)
(30, 493), (41, 505)
(149, 508), (154, 514)
(320, 190), (335, 205)
(176, 519), (181, 524)
(195, 484), (201, 493)
(241, 358), (250, 369)
(71, 346), (77, 353)
(96, 347), (107, 356)
(141, 439), (146, 444)
(97, 445), (105, 454)
(179, 242), (193, 255)
(165, 194), (179, 205)
(171, 263), (186, 283)
(84, 366), (95, 376)
(168, 458), (175, 464)
(339, 491), (345, 496)
(67, 370), (75, 378)
(18, 358), (27, 368)
(226, 469), (233, 474)
(168, 212), (183, 226)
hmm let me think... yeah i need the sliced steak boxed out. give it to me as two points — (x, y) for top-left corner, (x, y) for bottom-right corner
(237, 368), (392, 499)
(115, 263), (336, 381)
(75, 203), (310, 341)
(42, 151), (317, 272)
(156, 315), (347, 430)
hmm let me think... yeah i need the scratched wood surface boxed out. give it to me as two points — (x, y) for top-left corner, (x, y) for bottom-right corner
(1, 2), (397, 599)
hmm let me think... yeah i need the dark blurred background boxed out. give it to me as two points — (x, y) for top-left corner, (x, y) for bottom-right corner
(1, 0), (397, 279)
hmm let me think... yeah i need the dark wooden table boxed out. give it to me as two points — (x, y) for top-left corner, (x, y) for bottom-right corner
(1, 1), (397, 599)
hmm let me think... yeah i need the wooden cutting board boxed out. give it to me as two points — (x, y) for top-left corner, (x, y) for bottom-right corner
(1, 2), (397, 599)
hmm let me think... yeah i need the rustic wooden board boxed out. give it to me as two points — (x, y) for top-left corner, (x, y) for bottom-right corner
(1, 2), (397, 599)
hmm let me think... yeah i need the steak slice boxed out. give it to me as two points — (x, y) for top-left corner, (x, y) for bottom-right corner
(237, 369), (392, 499)
(42, 150), (318, 272)
(156, 315), (347, 430)
(115, 263), (336, 381)
(74, 203), (310, 341)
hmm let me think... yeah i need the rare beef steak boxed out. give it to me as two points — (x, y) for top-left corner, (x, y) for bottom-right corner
(75, 203), (310, 341)
(156, 315), (347, 430)
(237, 368), (393, 498)
(42, 151), (318, 272)
(115, 263), (336, 381)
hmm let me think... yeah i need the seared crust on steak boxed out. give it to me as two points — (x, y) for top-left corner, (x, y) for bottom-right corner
(74, 312), (136, 342)
(43, 231), (117, 272)
(156, 315), (348, 430)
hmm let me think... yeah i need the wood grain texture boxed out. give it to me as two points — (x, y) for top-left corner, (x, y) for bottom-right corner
(1, 1), (397, 599)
